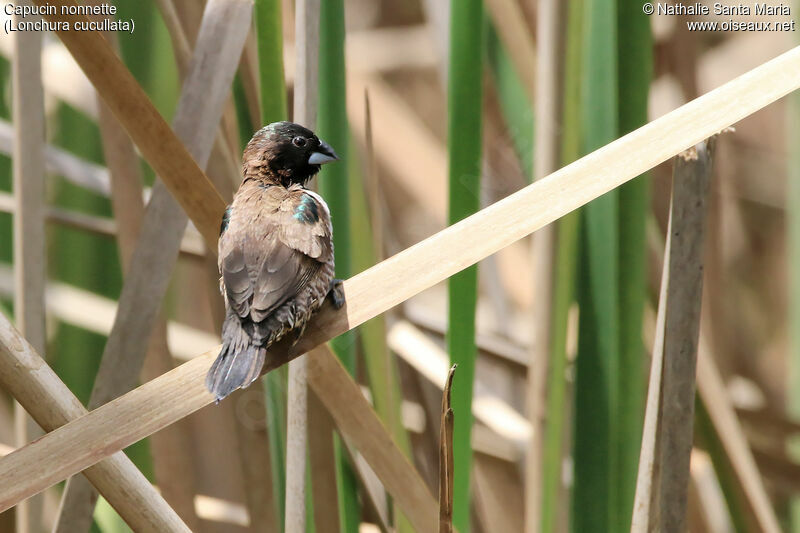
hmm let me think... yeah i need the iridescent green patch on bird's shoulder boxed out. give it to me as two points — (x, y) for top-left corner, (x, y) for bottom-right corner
(293, 194), (319, 224)
(220, 205), (232, 235)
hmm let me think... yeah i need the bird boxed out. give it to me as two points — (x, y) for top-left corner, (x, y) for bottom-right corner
(206, 121), (344, 402)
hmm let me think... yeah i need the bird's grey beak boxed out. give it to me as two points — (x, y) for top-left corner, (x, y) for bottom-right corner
(308, 141), (339, 165)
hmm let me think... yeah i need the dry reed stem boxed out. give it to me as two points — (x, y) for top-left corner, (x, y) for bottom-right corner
(172, 0), (203, 43)
(285, 1), (320, 531)
(438, 365), (456, 533)
(655, 142), (714, 531)
(154, 0), (243, 201)
(0, 314), (191, 531)
(98, 102), (146, 264)
(0, 196), (106, 238)
(293, 0), (318, 129)
(63, 29), (198, 531)
(2, 40), (799, 533)
(631, 140), (715, 532)
(11, 5), (46, 531)
(285, 352), (309, 533)
(53, 0), (252, 527)
(11, 3), (46, 358)
(139, 322), (201, 530)
(308, 392), (342, 533)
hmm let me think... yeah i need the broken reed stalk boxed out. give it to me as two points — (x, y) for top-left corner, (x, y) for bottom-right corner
(655, 142), (714, 530)
(439, 365), (456, 533)
(11, 6), (47, 532)
(52, 0), (252, 528)
(284, 0), (320, 531)
(1, 40), (800, 533)
(631, 139), (715, 532)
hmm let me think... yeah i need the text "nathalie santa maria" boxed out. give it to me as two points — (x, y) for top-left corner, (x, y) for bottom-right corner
(656, 3), (791, 15)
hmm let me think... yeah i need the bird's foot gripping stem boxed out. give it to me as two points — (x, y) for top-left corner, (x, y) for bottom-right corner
(328, 278), (345, 309)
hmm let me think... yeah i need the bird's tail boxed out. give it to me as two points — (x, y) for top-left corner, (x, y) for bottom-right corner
(206, 314), (266, 402)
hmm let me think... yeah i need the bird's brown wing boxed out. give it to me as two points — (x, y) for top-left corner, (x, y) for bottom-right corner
(219, 186), (332, 324)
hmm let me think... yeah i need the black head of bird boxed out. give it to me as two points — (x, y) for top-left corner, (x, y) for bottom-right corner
(242, 121), (339, 187)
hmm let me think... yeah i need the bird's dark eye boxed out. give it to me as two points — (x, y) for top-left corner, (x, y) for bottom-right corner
(292, 136), (307, 147)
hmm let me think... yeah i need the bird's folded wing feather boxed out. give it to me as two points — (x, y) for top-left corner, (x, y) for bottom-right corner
(219, 187), (332, 323)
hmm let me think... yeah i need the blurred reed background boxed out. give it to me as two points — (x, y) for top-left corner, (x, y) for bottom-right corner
(0, 0), (799, 531)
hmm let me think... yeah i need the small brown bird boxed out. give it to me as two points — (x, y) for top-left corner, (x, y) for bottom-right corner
(206, 122), (344, 401)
